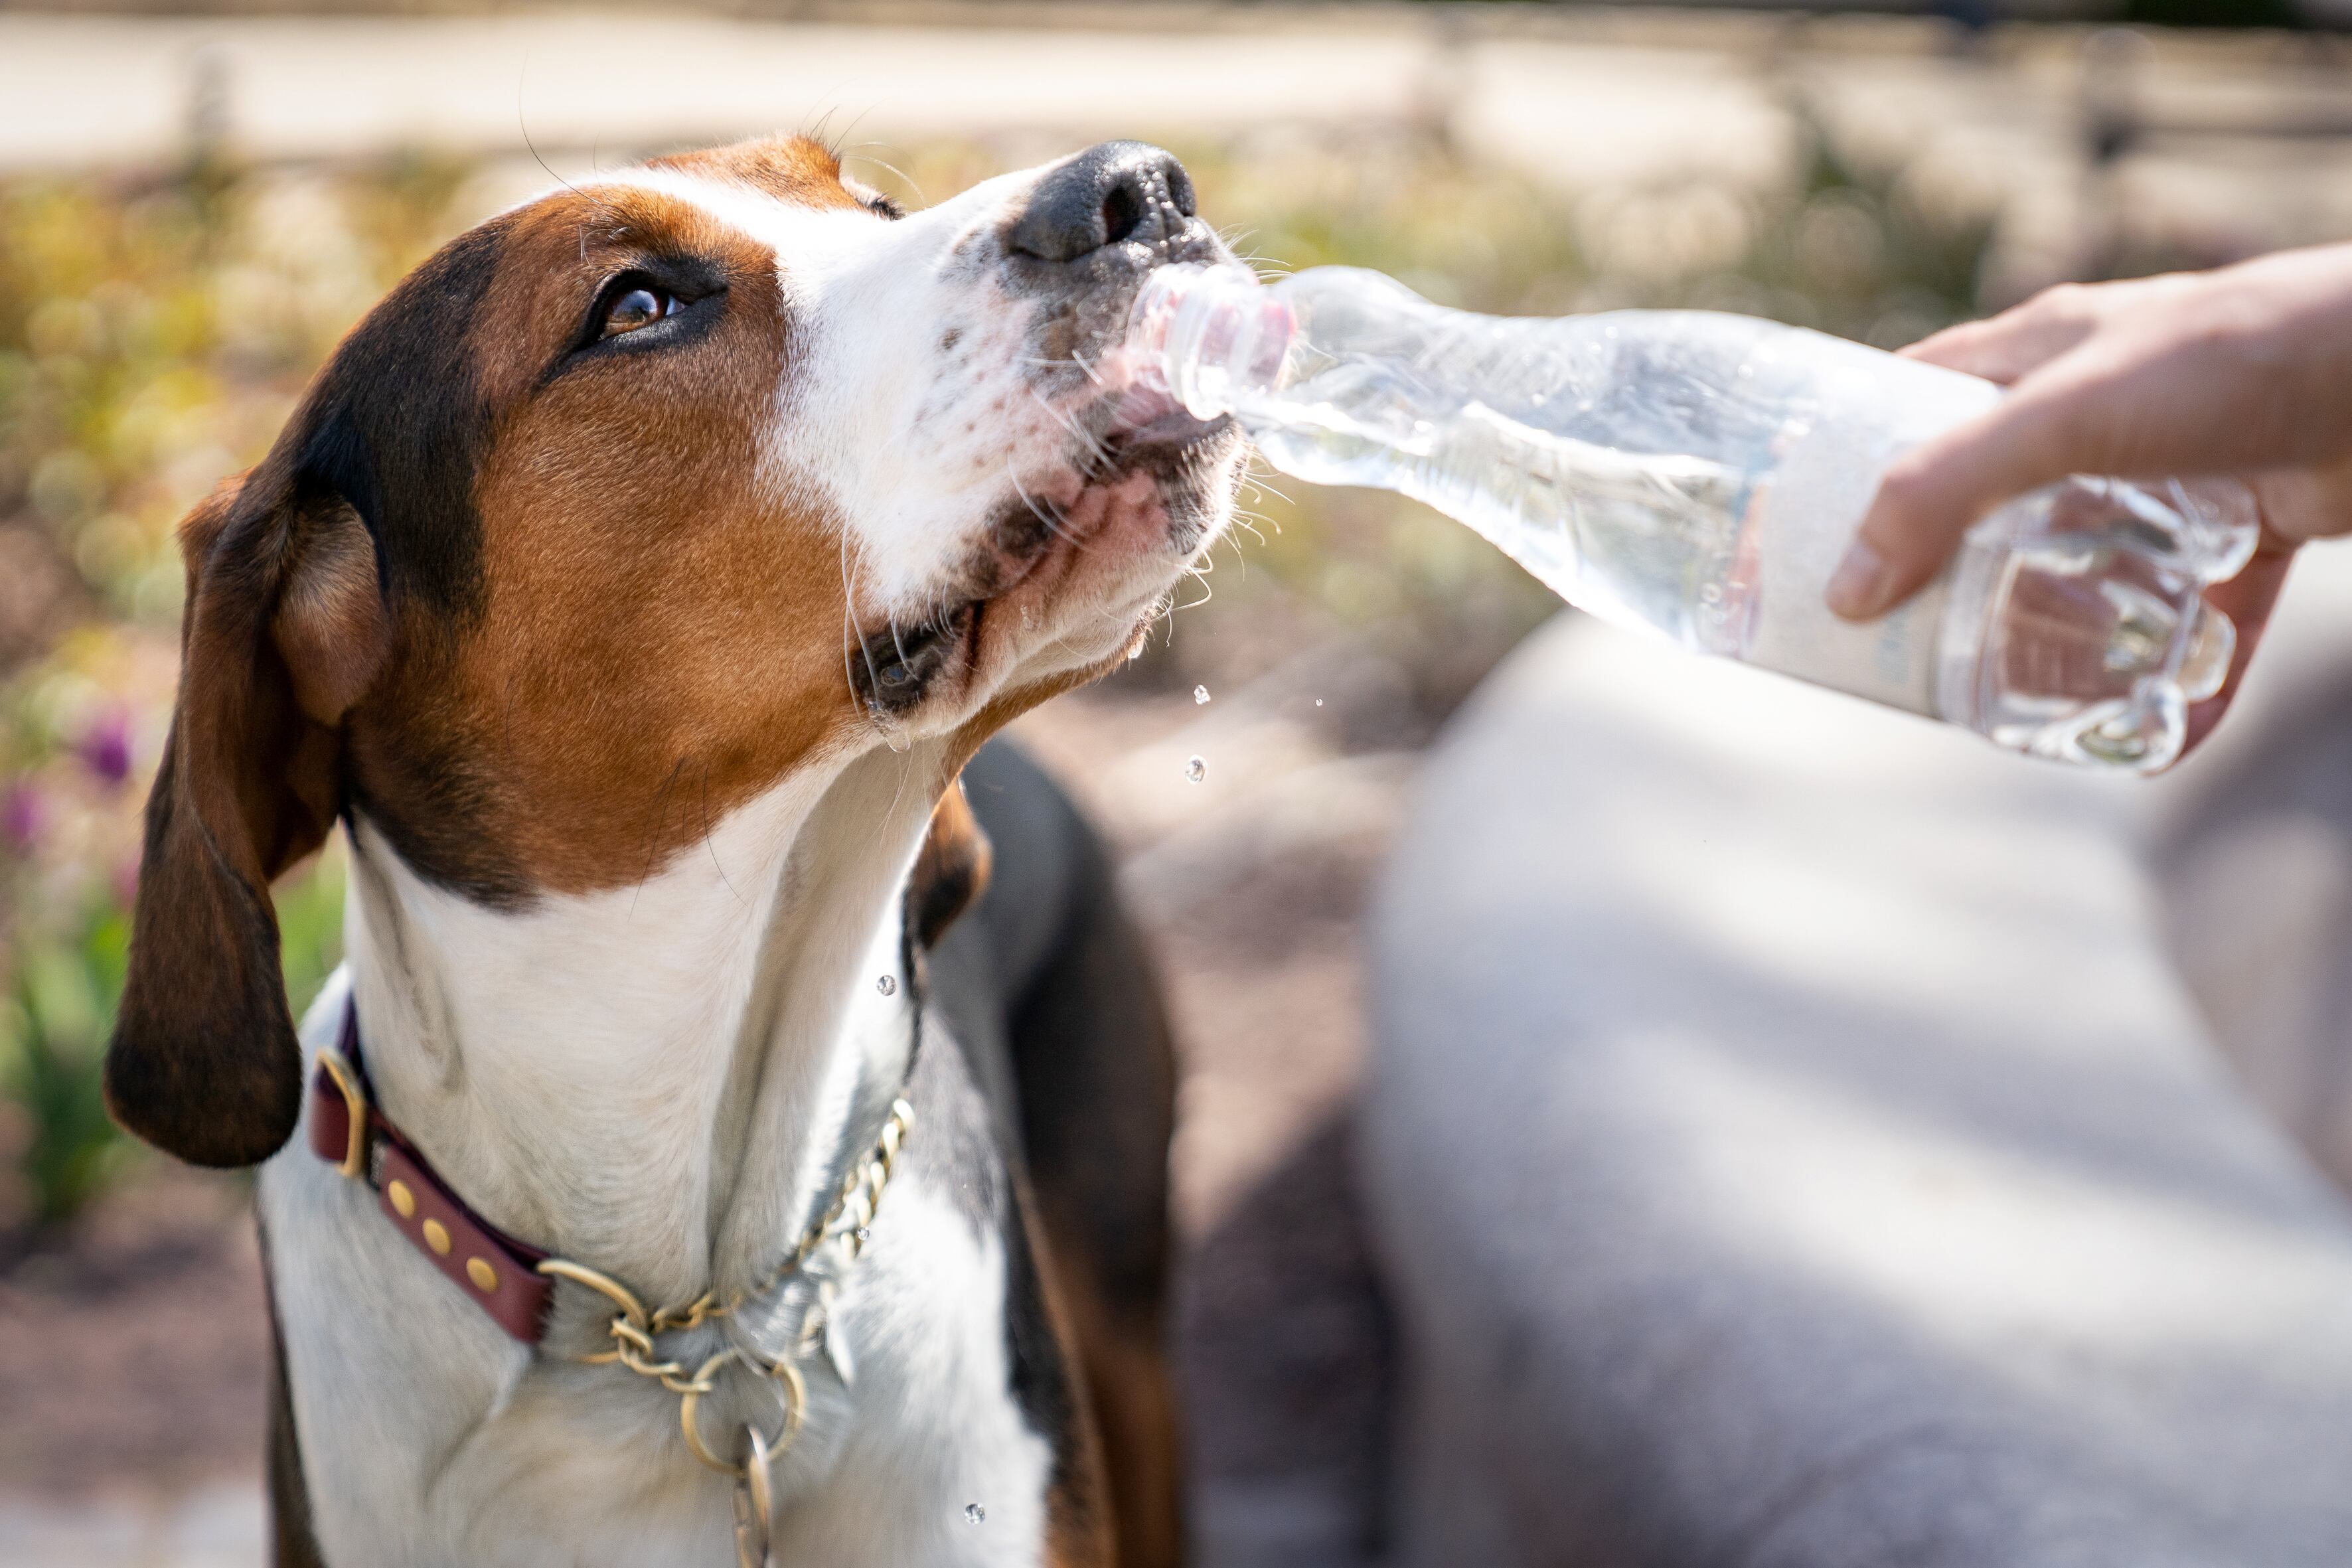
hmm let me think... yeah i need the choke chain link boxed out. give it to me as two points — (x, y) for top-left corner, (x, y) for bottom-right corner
(534, 1097), (913, 1476)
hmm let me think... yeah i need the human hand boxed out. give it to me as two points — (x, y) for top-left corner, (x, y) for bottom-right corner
(1826, 243), (2352, 752)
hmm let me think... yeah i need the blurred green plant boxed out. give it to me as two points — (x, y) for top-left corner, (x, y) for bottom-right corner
(3, 905), (131, 1231)
(0, 852), (343, 1245)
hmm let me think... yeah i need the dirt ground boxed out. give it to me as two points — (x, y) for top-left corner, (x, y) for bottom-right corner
(0, 641), (1420, 1567)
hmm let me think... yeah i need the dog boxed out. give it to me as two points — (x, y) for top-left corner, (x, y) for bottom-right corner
(102, 135), (1244, 1566)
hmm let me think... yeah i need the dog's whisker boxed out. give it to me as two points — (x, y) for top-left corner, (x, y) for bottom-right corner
(1170, 569), (1212, 616)
(845, 149), (925, 207)
(840, 532), (899, 726)
(1026, 386), (1113, 473)
(1005, 464), (1082, 549)
(697, 758), (747, 909)
(1244, 467), (1295, 507)
(631, 755), (694, 916)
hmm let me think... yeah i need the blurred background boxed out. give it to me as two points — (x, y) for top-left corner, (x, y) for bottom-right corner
(2, 1), (2349, 1563)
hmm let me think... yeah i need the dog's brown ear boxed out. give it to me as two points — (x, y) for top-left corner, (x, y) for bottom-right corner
(106, 465), (391, 1168)
(909, 775), (994, 950)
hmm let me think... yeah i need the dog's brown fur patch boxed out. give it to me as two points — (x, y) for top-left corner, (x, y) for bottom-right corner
(651, 137), (876, 207)
(1042, 1214), (1184, 1568)
(347, 174), (862, 898)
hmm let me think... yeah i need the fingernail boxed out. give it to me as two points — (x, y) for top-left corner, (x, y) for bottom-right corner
(1827, 538), (1897, 620)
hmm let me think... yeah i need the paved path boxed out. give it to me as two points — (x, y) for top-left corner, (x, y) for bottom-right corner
(0, 11), (1445, 169)
(0, 1484), (261, 1568)
(5, 7), (2350, 296)
(0, 7), (1802, 192)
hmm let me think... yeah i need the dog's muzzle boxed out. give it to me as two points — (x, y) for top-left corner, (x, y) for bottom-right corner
(1002, 141), (1229, 377)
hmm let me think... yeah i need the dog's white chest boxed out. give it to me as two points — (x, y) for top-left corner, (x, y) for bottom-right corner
(260, 1152), (1054, 1568)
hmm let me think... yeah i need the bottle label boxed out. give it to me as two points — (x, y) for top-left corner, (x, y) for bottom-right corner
(1745, 416), (1948, 718)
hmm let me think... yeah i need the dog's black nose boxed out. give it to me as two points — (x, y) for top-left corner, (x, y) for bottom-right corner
(1008, 141), (1198, 264)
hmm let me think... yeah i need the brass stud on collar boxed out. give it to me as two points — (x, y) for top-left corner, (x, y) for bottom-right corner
(423, 1218), (452, 1255)
(467, 1257), (499, 1293)
(387, 1179), (416, 1219)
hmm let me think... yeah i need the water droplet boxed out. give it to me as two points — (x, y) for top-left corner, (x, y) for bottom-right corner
(854, 1226), (872, 1244)
(1193, 684), (1211, 705)
(1314, 698), (1324, 708)
(877, 975), (896, 996)
(1184, 756), (1206, 785)
(1697, 583), (1722, 605)
(965, 1504), (986, 1525)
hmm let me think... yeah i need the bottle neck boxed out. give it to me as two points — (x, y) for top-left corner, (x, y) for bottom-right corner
(1128, 262), (1294, 422)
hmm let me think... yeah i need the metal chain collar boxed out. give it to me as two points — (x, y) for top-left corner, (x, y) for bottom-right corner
(532, 1096), (914, 1482)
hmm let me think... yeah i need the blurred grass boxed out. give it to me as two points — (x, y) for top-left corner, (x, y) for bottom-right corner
(0, 125), (1993, 1237)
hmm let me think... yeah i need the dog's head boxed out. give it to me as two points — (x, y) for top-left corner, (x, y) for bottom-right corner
(108, 135), (1243, 1166)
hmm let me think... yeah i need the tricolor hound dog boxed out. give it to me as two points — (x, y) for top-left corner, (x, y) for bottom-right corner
(104, 136), (1244, 1567)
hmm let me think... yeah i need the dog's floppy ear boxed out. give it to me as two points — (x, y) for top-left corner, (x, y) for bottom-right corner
(909, 776), (994, 951)
(106, 461), (392, 1167)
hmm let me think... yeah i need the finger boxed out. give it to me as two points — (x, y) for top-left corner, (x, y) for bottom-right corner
(2177, 541), (2296, 760)
(1828, 382), (2096, 621)
(1899, 302), (2098, 385)
(2247, 459), (2352, 548)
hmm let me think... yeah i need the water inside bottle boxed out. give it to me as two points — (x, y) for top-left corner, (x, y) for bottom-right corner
(1397, 398), (2240, 765)
(1232, 383), (1767, 661)
(1953, 481), (2239, 766)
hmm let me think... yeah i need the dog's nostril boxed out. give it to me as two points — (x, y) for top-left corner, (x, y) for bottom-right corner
(1008, 141), (1195, 264)
(1100, 184), (1144, 249)
(1165, 161), (1197, 219)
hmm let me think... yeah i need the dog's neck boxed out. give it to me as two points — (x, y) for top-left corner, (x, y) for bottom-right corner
(335, 739), (948, 1310)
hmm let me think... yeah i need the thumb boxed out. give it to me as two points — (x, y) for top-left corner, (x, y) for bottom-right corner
(1827, 378), (2104, 621)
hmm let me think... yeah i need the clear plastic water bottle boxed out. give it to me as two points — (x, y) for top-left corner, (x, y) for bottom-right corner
(1127, 263), (2260, 771)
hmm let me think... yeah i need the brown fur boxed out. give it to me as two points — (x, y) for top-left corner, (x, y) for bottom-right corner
(1042, 1215), (1184, 1568)
(106, 466), (390, 1166)
(1016, 1196), (1120, 1568)
(911, 781), (996, 949)
(650, 137), (876, 206)
(346, 184), (850, 897)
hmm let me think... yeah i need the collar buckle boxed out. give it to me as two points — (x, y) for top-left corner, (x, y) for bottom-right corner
(314, 1044), (370, 1180)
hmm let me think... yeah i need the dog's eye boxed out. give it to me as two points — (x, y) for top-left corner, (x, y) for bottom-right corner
(601, 285), (679, 338)
(865, 195), (906, 222)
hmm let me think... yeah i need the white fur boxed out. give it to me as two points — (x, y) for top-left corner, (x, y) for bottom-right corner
(256, 155), (1219, 1565)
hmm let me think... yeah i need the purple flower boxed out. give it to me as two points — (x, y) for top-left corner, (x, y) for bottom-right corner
(2, 781), (48, 854)
(78, 706), (133, 787)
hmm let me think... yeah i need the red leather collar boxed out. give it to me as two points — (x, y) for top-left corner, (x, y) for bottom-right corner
(308, 1002), (555, 1342)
